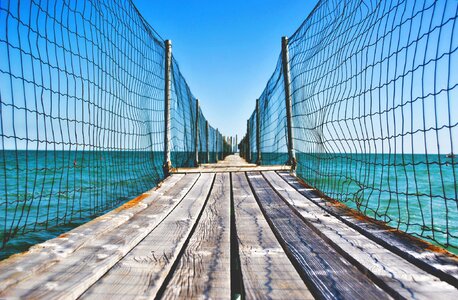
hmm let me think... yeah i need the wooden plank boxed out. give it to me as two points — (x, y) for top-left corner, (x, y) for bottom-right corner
(277, 171), (458, 288)
(171, 154), (291, 173)
(263, 171), (458, 299)
(161, 173), (231, 299)
(81, 173), (215, 299)
(232, 172), (313, 300)
(173, 165), (290, 174)
(0, 173), (184, 291)
(0, 173), (202, 299)
(246, 172), (390, 300)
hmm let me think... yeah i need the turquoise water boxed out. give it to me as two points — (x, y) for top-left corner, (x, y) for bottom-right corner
(256, 152), (458, 254)
(299, 153), (458, 253)
(0, 150), (218, 260)
(2, 150), (457, 259)
(0, 150), (164, 259)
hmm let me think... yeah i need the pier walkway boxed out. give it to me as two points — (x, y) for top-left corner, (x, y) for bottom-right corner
(1, 155), (458, 299)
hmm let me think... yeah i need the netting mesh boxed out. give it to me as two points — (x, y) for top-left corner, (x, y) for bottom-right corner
(0, 0), (224, 258)
(170, 57), (196, 167)
(248, 112), (257, 163)
(240, 0), (458, 252)
(258, 58), (288, 165)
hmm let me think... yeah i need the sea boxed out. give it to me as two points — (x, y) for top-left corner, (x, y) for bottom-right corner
(0, 149), (209, 260)
(257, 152), (458, 254)
(0, 150), (457, 260)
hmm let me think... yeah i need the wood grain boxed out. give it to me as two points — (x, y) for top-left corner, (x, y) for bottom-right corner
(247, 172), (390, 300)
(263, 171), (458, 299)
(278, 171), (458, 288)
(161, 172), (231, 299)
(0, 174), (184, 292)
(232, 172), (313, 300)
(81, 173), (215, 299)
(0, 173), (201, 299)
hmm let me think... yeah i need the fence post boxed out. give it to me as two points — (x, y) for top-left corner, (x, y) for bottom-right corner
(282, 36), (296, 169)
(194, 99), (199, 167)
(246, 120), (251, 163)
(256, 99), (262, 165)
(236, 135), (238, 153)
(206, 121), (209, 163)
(163, 39), (172, 176)
(215, 129), (219, 162)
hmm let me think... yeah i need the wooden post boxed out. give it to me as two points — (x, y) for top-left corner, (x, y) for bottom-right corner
(246, 120), (251, 163)
(205, 121), (209, 163)
(282, 36), (296, 169)
(256, 99), (262, 165)
(163, 39), (172, 176)
(194, 99), (199, 167)
(215, 129), (219, 162)
(236, 135), (238, 153)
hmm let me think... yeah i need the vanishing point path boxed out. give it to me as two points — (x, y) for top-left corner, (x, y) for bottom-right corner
(0, 155), (458, 299)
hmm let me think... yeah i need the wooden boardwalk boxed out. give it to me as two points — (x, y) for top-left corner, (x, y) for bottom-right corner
(1, 155), (458, 299)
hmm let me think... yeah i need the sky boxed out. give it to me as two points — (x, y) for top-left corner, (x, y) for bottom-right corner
(132, 0), (316, 140)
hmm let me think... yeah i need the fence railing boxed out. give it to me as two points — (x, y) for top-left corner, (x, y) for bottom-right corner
(0, 0), (231, 257)
(239, 0), (458, 252)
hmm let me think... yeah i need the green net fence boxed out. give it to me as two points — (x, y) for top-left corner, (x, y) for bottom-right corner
(240, 0), (458, 252)
(0, 0), (225, 258)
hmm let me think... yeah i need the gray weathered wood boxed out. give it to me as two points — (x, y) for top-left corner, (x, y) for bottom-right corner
(0, 173), (184, 292)
(195, 99), (200, 167)
(246, 120), (251, 162)
(206, 120), (210, 163)
(247, 172), (390, 300)
(2, 155), (457, 300)
(164, 39), (173, 174)
(232, 172), (313, 300)
(256, 99), (262, 165)
(216, 129), (219, 162)
(81, 173), (215, 299)
(263, 171), (458, 299)
(162, 173), (231, 299)
(173, 153), (288, 174)
(0, 174), (201, 299)
(281, 36), (296, 167)
(277, 171), (458, 288)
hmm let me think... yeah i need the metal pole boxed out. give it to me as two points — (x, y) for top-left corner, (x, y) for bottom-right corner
(282, 36), (296, 168)
(256, 99), (262, 165)
(163, 39), (172, 176)
(194, 99), (199, 167)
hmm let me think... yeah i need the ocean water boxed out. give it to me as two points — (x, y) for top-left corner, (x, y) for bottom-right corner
(255, 152), (458, 254)
(0, 150), (217, 260)
(1, 150), (457, 260)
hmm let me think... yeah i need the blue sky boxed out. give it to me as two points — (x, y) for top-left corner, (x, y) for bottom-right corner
(132, 0), (316, 140)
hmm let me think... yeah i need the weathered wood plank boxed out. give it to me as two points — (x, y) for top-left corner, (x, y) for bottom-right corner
(172, 153), (289, 173)
(263, 171), (458, 299)
(246, 172), (390, 300)
(81, 173), (215, 299)
(0, 173), (184, 292)
(173, 165), (289, 173)
(161, 172), (231, 299)
(232, 172), (313, 300)
(0, 173), (201, 299)
(277, 171), (458, 288)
